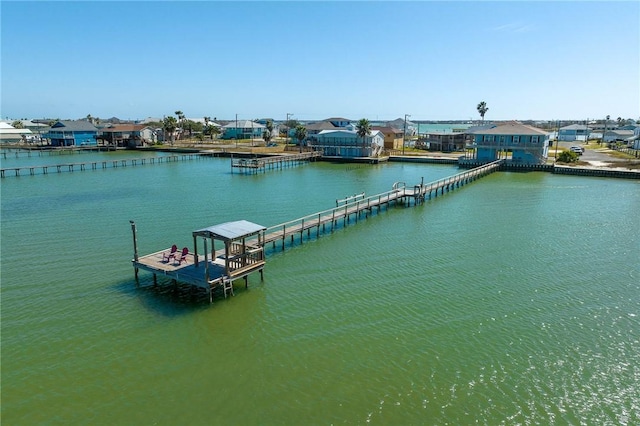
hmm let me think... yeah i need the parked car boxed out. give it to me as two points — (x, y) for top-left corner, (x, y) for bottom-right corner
(570, 146), (584, 155)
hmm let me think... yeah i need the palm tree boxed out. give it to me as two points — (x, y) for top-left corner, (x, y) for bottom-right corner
(210, 125), (221, 140)
(294, 125), (307, 153)
(11, 120), (24, 129)
(163, 116), (178, 146)
(356, 118), (371, 148)
(175, 110), (184, 140)
(204, 117), (215, 141)
(263, 120), (274, 143)
(477, 101), (489, 124)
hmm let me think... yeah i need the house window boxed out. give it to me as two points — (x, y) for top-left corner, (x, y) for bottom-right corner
(500, 136), (505, 144)
(532, 136), (539, 144)
(513, 135), (520, 144)
(485, 135), (494, 142)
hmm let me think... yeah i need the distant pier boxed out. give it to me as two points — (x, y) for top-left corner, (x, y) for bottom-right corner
(231, 151), (322, 174)
(0, 153), (205, 178)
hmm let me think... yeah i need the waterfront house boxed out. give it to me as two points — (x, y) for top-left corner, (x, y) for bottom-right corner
(221, 120), (265, 140)
(386, 118), (416, 136)
(43, 120), (98, 147)
(418, 131), (466, 152)
(372, 126), (404, 150)
(304, 118), (355, 140)
(558, 124), (589, 142)
(310, 129), (384, 158)
(463, 124), (497, 145)
(471, 122), (550, 164)
(0, 122), (33, 143)
(99, 124), (157, 147)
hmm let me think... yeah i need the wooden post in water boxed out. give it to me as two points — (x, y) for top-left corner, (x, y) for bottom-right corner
(130, 220), (139, 286)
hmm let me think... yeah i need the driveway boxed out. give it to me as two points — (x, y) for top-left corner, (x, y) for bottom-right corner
(555, 141), (639, 169)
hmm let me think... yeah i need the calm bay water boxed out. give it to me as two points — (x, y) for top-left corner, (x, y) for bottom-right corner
(1, 152), (639, 425)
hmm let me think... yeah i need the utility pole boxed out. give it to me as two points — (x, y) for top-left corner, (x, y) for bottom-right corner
(286, 113), (293, 145)
(554, 119), (559, 163)
(402, 114), (411, 155)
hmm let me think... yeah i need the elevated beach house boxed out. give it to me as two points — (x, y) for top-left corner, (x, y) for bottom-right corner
(44, 120), (98, 147)
(418, 131), (466, 152)
(558, 124), (589, 142)
(371, 126), (404, 150)
(98, 124), (157, 147)
(221, 120), (265, 140)
(471, 122), (550, 164)
(304, 118), (354, 141)
(386, 118), (417, 136)
(310, 129), (384, 158)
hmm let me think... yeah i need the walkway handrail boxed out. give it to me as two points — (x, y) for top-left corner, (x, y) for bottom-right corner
(264, 187), (402, 238)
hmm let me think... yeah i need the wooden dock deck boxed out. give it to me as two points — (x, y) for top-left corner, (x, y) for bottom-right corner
(231, 151), (322, 174)
(133, 247), (264, 297)
(131, 220), (267, 303)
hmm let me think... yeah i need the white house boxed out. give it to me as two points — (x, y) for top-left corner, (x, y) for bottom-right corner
(311, 129), (384, 158)
(221, 120), (265, 140)
(558, 124), (589, 142)
(626, 127), (640, 149)
(0, 122), (33, 143)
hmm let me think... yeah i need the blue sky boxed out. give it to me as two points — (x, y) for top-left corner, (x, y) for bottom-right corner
(2, 1), (638, 122)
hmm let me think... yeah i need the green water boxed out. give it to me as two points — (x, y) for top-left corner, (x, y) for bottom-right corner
(1, 153), (639, 425)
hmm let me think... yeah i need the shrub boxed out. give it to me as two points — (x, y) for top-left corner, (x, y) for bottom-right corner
(557, 150), (579, 163)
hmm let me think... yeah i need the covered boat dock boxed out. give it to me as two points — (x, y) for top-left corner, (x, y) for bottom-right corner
(131, 220), (266, 303)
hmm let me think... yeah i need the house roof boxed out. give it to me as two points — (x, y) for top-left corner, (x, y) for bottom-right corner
(465, 124), (497, 133)
(222, 120), (265, 129)
(317, 129), (383, 137)
(473, 122), (549, 136)
(51, 120), (98, 132)
(0, 122), (33, 135)
(560, 124), (589, 130)
(101, 124), (149, 132)
(193, 220), (266, 241)
(387, 118), (415, 127)
(325, 117), (351, 122)
(372, 126), (403, 134)
(605, 130), (634, 136)
(305, 121), (340, 131)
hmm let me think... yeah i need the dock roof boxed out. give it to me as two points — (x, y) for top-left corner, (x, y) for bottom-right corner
(193, 220), (266, 241)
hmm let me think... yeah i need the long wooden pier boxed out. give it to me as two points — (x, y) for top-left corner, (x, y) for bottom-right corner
(130, 161), (501, 303)
(0, 153), (204, 178)
(0, 146), (116, 159)
(231, 151), (322, 174)
(252, 160), (502, 251)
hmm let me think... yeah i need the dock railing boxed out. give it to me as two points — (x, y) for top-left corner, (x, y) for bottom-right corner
(231, 151), (322, 173)
(258, 160), (503, 249)
(259, 187), (406, 248)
